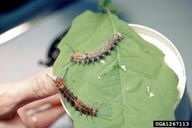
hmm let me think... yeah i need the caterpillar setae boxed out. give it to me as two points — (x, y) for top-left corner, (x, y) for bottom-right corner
(47, 75), (98, 116)
(70, 32), (123, 64)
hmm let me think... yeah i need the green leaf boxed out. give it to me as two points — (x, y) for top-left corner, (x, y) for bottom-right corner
(98, 0), (119, 13)
(53, 10), (179, 128)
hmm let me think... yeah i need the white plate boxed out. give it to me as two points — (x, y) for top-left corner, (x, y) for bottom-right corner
(60, 24), (187, 117)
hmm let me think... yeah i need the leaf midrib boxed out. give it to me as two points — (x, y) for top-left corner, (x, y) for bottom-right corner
(106, 9), (127, 128)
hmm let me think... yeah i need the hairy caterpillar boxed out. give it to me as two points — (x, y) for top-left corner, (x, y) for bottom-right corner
(47, 75), (98, 116)
(70, 32), (123, 64)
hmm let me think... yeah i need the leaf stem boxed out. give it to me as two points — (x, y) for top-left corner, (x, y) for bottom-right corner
(105, 7), (116, 33)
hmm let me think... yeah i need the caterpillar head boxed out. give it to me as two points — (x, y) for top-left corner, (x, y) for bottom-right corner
(116, 32), (123, 40)
(92, 108), (98, 116)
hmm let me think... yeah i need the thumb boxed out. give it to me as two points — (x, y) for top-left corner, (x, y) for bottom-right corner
(19, 67), (59, 105)
(0, 67), (59, 120)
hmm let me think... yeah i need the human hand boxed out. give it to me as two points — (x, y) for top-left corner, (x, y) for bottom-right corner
(0, 67), (65, 128)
